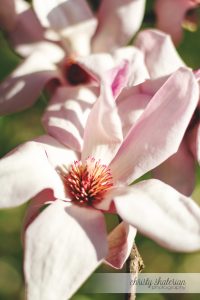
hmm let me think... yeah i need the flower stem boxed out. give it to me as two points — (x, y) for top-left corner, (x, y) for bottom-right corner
(125, 243), (144, 300)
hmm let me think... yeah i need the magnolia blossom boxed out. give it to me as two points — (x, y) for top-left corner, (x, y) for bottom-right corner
(134, 29), (200, 196)
(0, 0), (146, 115)
(0, 64), (200, 299)
(154, 0), (200, 44)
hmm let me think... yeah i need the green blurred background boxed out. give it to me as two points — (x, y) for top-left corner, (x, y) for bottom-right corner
(0, 1), (200, 299)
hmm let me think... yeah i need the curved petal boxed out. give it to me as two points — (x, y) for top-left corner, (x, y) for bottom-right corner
(106, 60), (130, 98)
(110, 68), (199, 184)
(8, 0), (45, 57)
(33, 0), (97, 55)
(152, 140), (196, 196)
(22, 189), (55, 233)
(116, 86), (151, 138)
(0, 141), (65, 208)
(134, 29), (185, 78)
(154, 0), (199, 45)
(115, 75), (171, 139)
(113, 46), (149, 86)
(24, 200), (108, 300)
(34, 135), (79, 168)
(15, 41), (65, 65)
(114, 179), (200, 252)
(42, 86), (98, 152)
(0, 52), (62, 116)
(82, 83), (123, 165)
(75, 53), (115, 82)
(92, 0), (146, 52)
(105, 222), (137, 269)
(138, 74), (169, 95)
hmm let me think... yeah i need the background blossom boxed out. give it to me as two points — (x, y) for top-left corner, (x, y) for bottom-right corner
(0, 0), (146, 115)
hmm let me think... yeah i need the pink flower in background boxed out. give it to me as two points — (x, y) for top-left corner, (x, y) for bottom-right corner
(0, 0), (146, 115)
(154, 0), (200, 44)
(134, 29), (200, 196)
(0, 0), (16, 31)
(0, 66), (200, 299)
(41, 50), (149, 151)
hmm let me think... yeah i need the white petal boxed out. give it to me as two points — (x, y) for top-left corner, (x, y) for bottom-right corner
(152, 140), (196, 196)
(0, 52), (62, 115)
(113, 46), (149, 86)
(92, 0), (145, 52)
(105, 222), (137, 269)
(25, 200), (108, 300)
(135, 29), (185, 78)
(110, 68), (199, 184)
(115, 180), (200, 252)
(34, 135), (79, 168)
(33, 0), (97, 55)
(42, 86), (98, 152)
(82, 83), (123, 165)
(0, 141), (65, 208)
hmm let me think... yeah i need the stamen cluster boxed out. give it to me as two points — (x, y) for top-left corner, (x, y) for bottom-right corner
(60, 157), (113, 205)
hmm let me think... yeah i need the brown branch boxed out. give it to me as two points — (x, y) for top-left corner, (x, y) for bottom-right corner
(125, 243), (144, 300)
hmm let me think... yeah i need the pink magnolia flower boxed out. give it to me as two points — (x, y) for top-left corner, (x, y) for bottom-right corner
(0, 66), (200, 299)
(134, 29), (200, 196)
(0, 0), (146, 115)
(154, 0), (200, 44)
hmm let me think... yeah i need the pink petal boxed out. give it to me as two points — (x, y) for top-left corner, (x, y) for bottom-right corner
(0, 0), (16, 31)
(24, 200), (108, 300)
(42, 86), (98, 152)
(110, 68), (199, 184)
(23, 189), (55, 232)
(105, 222), (137, 269)
(92, 0), (145, 52)
(116, 86), (151, 138)
(82, 83), (123, 165)
(117, 77), (175, 133)
(135, 29), (185, 78)
(154, 0), (198, 45)
(0, 141), (65, 208)
(15, 41), (65, 64)
(0, 52), (62, 115)
(75, 53), (115, 82)
(138, 74), (169, 95)
(34, 134), (79, 169)
(106, 60), (130, 98)
(8, 0), (45, 57)
(113, 46), (150, 86)
(114, 179), (200, 252)
(33, 0), (97, 55)
(152, 140), (196, 196)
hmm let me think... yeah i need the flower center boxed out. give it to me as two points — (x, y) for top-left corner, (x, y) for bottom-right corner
(65, 59), (90, 85)
(59, 157), (113, 206)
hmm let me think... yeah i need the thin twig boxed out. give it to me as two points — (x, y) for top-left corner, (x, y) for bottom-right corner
(125, 243), (144, 300)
